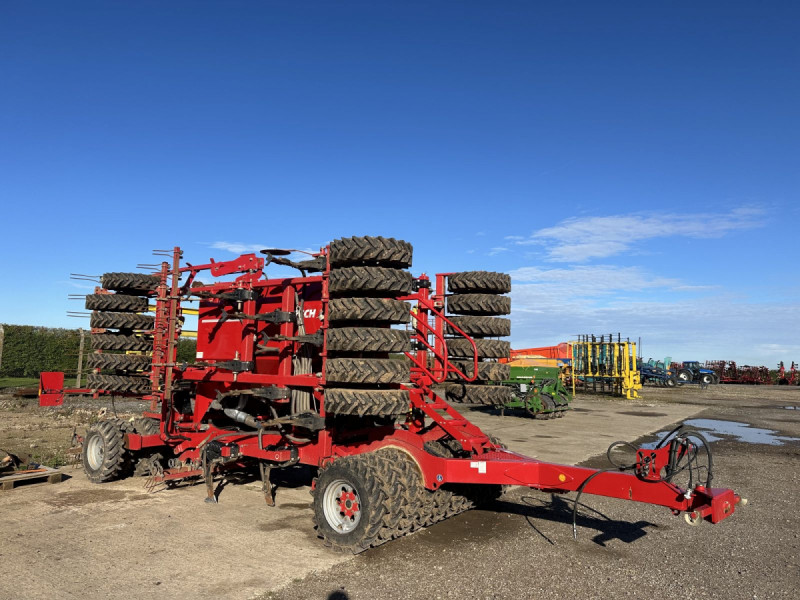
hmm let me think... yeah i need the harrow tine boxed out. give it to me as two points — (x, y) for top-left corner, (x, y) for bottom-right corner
(69, 273), (100, 281)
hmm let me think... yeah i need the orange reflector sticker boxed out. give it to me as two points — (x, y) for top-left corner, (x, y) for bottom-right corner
(558, 473), (567, 483)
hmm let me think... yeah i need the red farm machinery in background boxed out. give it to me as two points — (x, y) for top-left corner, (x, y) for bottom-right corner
(40, 237), (744, 552)
(777, 361), (798, 386)
(704, 361), (773, 385)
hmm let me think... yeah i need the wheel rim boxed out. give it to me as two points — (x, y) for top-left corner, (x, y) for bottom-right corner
(323, 479), (362, 533)
(86, 434), (104, 470)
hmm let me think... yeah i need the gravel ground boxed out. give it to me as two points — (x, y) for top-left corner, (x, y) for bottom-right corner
(268, 386), (800, 600)
(1, 385), (798, 599)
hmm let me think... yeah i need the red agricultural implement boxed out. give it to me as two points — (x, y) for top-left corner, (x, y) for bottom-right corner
(41, 237), (744, 552)
(777, 361), (798, 386)
(704, 360), (772, 385)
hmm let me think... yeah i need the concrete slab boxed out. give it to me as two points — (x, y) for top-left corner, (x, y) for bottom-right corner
(454, 395), (705, 464)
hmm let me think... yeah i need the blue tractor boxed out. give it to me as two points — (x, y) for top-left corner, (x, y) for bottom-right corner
(675, 361), (718, 385)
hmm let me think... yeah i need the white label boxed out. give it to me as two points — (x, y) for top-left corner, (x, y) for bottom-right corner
(196, 351), (204, 359)
(470, 461), (487, 474)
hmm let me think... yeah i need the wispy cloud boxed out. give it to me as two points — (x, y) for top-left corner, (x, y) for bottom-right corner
(512, 206), (764, 262)
(488, 247), (509, 256)
(509, 290), (799, 366)
(57, 280), (96, 291)
(210, 241), (268, 254)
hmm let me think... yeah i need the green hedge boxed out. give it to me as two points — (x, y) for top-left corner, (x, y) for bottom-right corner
(0, 324), (196, 377)
(0, 325), (84, 377)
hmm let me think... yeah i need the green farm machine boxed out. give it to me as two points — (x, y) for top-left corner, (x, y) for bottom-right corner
(446, 360), (573, 418)
(496, 363), (572, 418)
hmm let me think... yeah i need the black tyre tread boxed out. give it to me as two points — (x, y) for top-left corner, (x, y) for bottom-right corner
(100, 272), (159, 293)
(132, 418), (160, 436)
(85, 294), (149, 313)
(312, 455), (386, 553)
(87, 373), (151, 394)
(443, 383), (513, 405)
(329, 236), (413, 268)
(324, 389), (410, 417)
(328, 298), (410, 323)
(446, 360), (510, 382)
(325, 358), (410, 384)
(91, 333), (153, 352)
(326, 328), (410, 353)
(447, 294), (510, 316)
(90, 311), (155, 331)
(82, 419), (130, 483)
(328, 267), (413, 297)
(446, 339), (511, 359)
(422, 441), (486, 518)
(86, 353), (152, 371)
(313, 449), (425, 552)
(368, 449), (428, 535)
(448, 271), (511, 294)
(445, 316), (510, 338)
(540, 392), (557, 417)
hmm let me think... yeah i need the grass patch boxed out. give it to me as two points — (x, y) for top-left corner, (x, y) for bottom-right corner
(0, 377), (40, 388)
(0, 376), (77, 390)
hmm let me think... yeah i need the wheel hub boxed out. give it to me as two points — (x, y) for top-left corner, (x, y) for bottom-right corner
(338, 490), (359, 517)
(323, 479), (362, 533)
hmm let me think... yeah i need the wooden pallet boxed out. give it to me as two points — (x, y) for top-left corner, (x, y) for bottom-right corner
(0, 467), (63, 491)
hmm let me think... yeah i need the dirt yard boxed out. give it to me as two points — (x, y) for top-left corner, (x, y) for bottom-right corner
(1, 384), (798, 599)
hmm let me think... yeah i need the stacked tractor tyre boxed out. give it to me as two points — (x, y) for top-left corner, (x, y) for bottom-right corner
(324, 236), (414, 419)
(443, 271), (512, 408)
(314, 239), (503, 553)
(84, 273), (158, 395)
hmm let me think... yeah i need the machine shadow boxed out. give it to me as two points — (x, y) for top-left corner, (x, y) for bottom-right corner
(483, 493), (660, 546)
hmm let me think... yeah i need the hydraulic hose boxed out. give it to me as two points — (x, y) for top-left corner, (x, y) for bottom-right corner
(572, 425), (714, 540)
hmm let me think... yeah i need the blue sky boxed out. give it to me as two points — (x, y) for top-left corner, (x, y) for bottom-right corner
(1, 1), (798, 367)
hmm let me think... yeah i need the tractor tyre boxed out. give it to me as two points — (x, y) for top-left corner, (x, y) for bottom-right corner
(327, 298), (410, 324)
(328, 267), (413, 297)
(86, 373), (151, 394)
(313, 450), (421, 552)
(100, 272), (159, 294)
(446, 294), (511, 316)
(677, 369), (693, 384)
(132, 418), (160, 436)
(447, 271), (511, 294)
(91, 333), (152, 352)
(329, 236), (413, 268)
(444, 383), (513, 405)
(325, 359), (409, 384)
(540, 393), (557, 418)
(445, 316), (510, 338)
(324, 389), (410, 417)
(86, 353), (151, 372)
(326, 328), (411, 353)
(446, 339), (511, 359)
(90, 311), (155, 331)
(700, 373), (713, 385)
(422, 440), (503, 515)
(82, 419), (132, 483)
(85, 294), (149, 313)
(446, 360), (510, 382)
